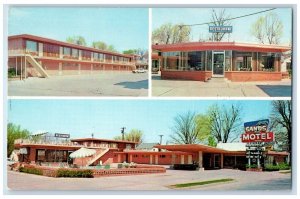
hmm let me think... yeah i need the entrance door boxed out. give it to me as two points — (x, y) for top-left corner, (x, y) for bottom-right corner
(212, 52), (225, 77)
(214, 154), (221, 169)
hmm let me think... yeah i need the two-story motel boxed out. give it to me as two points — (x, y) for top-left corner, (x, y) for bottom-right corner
(152, 42), (291, 81)
(8, 34), (137, 79)
(14, 135), (289, 170)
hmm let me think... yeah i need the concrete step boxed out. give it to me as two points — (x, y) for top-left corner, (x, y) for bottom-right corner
(206, 77), (231, 83)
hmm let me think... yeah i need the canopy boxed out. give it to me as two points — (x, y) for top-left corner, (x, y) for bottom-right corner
(69, 147), (96, 159)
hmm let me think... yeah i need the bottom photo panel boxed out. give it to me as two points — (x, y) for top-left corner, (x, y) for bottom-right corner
(6, 99), (292, 192)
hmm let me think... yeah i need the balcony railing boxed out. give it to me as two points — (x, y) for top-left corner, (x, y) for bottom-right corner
(14, 139), (83, 147)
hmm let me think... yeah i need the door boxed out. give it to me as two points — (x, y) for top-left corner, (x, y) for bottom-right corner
(212, 52), (225, 76)
(214, 154), (221, 169)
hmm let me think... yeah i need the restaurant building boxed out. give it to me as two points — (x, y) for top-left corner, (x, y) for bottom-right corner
(152, 42), (291, 81)
(8, 34), (136, 79)
(14, 134), (289, 170)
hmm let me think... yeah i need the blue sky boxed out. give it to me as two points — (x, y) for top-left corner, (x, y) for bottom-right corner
(152, 8), (292, 45)
(8, 6), (149, 52)
(8, 99), (273, 143)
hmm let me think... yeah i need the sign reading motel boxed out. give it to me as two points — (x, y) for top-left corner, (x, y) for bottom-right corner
(241, 119), (274, 143)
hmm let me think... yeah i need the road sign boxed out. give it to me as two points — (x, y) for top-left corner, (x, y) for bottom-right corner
(209, 26), (233, 33)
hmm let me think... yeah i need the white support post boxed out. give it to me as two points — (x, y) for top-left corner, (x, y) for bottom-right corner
(38, 43), (43, 57)
(15, 57), (18, 77)
(59, 47), (63, 59)
(24, 56), (27, 79)
(198, 151), (204, 171)
(20, 56), (23, 80)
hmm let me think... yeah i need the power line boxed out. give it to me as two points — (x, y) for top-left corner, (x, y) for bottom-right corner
(179, 8), (276, 28)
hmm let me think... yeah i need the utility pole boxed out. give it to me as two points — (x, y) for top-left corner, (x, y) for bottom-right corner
(159, 135), (164, 145)
(121, 127), (126, 141)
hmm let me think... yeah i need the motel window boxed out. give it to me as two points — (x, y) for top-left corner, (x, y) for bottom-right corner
(93, 52), (99, 60)
(63, 47), (71, 56)
(99, 53), (105, 62)
(159, 155), (166, 158)
(26, 40), (38, 53)
(36, 149), (46, 162)
(82, 50), (91, 60)
(71, 49), (79, 58)
(43, 43), (59, 57)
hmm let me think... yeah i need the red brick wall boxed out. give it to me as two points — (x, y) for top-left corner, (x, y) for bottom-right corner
(225, 71), (282, 81)
(161, 70), (212, 81)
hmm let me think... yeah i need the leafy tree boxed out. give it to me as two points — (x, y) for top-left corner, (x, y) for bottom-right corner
(195, 114), (212, 142)
(92, 41), (117, 52)
(270, 100), (292, 152)
(251, 12), (283, 44)
(66, 36), (87, 46)
(7, 123), (30, 157)
(209, 9), (232, 41)
(152, 23), (191, 44)
(114, 129), (144, 144)
(208, 104), (242, 143)
(123, 49), (138, 55)
(170, 112), (200, 144)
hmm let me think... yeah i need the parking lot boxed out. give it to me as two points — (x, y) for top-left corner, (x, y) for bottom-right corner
(8, 72), (148, 97)
(6, 169), (291, 192)
(152, 75), (292, 97)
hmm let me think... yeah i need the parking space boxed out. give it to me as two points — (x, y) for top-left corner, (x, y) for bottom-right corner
(8, 72), (148, 97)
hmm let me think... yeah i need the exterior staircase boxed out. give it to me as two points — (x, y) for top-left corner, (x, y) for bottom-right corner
(87, 148), (109, 166)
(206, 77), (231, 83)
(26, 54), (49, 78)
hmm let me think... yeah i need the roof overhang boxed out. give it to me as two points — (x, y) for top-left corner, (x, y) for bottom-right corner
(71, 138), (138, 144)
(155, 144), (229, 154)
(152, 42), (291, 53)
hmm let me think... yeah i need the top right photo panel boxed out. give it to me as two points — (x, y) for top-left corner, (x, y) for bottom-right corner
(151, 7), (292, 97)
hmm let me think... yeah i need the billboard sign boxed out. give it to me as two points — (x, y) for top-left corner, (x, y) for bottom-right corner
(209, 26), (233, 33)
(54, 133), (70, 138)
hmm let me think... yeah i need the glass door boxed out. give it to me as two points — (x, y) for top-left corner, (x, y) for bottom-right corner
(214, 154), (221, 168)
(212, 51), (225, 76)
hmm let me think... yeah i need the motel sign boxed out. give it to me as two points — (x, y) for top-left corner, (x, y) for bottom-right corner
(241, 132), (274, 143)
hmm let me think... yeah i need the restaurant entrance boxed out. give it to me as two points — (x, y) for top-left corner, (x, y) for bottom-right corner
(203, 153), (221, 169)
(212, 51), (225, 77)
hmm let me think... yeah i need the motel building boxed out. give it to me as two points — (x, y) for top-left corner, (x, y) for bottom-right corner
(13, 133), (289, 170)
(152, 42), (291, 81)
(8, 34), (137, 79)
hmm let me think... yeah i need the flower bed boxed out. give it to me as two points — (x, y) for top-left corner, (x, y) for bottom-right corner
(92, 167), (166, 177)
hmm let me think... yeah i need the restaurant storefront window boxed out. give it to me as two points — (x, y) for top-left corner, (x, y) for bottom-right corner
(225, 50), (232, 71)
(36, 149), (69, 162)
(233, 51), (253, 71)
(258, 52), (278, 71)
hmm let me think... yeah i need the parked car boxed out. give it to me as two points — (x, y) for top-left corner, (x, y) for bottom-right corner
(132, 68), (146, 73)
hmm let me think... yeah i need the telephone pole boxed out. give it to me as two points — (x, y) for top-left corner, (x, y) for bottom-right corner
(121, 127), (126, 141)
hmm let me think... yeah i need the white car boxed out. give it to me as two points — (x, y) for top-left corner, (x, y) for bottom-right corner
(132, 68), (146, 73)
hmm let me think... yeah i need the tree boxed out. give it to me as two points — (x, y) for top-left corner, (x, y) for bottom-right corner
(7, 123), (30, 157)
(114, 129), (144, 144)
(152, 23), (191, 44)
(270, 100), (292, 152)
(195, 114), (212, 142)
(170, 112), (200, 144)
(92, 41), (117, 52)
(251, 12), (283, 44)
(208, 104), (242, 143)
(209, 9), (232, 41)
(66, 36), (87, 46)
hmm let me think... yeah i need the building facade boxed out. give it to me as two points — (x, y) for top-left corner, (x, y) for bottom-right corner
(14, 135), (289, 170)
(152, 42), (291, 81)
(8, 34), (137, 79)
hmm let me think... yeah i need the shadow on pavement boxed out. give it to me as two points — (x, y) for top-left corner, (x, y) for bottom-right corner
(114, 80), (148, 90)
(256, 85), (292, 97)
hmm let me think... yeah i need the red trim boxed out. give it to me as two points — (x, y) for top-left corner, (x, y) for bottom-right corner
(152, 42), (290, 53)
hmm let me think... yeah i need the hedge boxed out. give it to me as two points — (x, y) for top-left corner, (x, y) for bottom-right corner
(19, 167), (43, 175)
(264, 163), (290, 171)
(56, 169), (93, 178)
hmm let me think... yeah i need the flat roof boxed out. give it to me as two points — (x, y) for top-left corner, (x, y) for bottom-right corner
(71, 138), (138, 144)
(152, 42), (291, 53)
(155, 144), (229, 154)
(9, 34), (133, 58)
(115, 150), (193, 155)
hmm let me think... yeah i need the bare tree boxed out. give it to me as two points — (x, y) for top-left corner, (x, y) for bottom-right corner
(152, 23), (191, 44)
(251, 12), (283, 44)
(209, 9), (232, 41)
(208, 104), (242, 143)
(270, 100), (292, 152)
(170, 112), (200, 144)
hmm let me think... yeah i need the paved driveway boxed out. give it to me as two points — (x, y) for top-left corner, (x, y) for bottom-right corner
(152, 75), (292, 97)
(6, 169), (291, 192)
(8, 72), (148, 97)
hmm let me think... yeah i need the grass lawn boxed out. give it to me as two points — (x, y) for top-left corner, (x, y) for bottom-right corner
(279, 170), (291, 174)
(171, 178), (234, 188)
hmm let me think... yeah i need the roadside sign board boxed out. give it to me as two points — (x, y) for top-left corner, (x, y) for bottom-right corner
(209, 26), (233, 33)
(54, 133), (70, 138)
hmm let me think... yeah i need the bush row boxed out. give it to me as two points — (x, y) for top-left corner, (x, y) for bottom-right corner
(56, 169), (94, 178)
(19, 167), (43, 175)
(264, 163), (291, 171)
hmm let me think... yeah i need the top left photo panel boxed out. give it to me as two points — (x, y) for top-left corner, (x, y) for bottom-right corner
(6, 6), (149, 97)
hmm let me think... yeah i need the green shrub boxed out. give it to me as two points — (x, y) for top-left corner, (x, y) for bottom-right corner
(264, 164), (280, 171)
(288, 69), (292, 78)
(19, 167), (43, 175)
(8, 68), (16, 78)
(246, 164), (258, 169)
(56, 169), (93, 178)
(278, 163), (291, 170)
